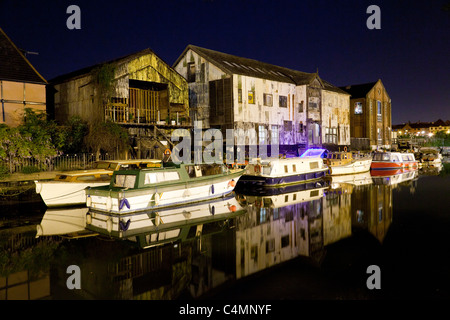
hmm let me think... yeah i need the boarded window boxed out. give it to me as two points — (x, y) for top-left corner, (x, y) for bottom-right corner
(209, 78), (232, 125)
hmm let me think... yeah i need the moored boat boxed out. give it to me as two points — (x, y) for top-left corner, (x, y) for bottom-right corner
(34, 159), (161, 207)
(418, 147), (443, 166)
(370, 152), (418, 170)
(325, 151), (372, 175)
(235, 148), (329, 189)
(86, 162), (245, 214)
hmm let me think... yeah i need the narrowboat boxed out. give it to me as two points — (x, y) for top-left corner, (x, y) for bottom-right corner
(86, 162), (245, 214)
(325, 151), (372, 175)
(235, 148), (329, 189)
(85, 193), (245, 242)
(34, 159), (162, 207)
(370, 152), (418, 170)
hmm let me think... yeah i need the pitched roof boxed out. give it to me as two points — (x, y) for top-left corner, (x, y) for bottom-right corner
(339, 81), (378, 99)
(0, 27), (47, 84)
(175, 45), (349, 94)
(49, 48), (156, 84)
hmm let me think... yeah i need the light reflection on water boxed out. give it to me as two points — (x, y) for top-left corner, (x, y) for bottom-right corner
(1, 163), (449, 300)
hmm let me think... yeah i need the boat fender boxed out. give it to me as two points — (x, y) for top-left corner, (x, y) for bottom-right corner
(106, 218), (113, 233)
(228, 204), (237, 212)
(155, 214), (161, 226)
(119, 198), (130, 210)
(119, 219), (131, 231)
(209, 204), (215, 215)
(86, 212), (92, 225)
(86, 195), (92, 207)
(211, 184), (215, 194)
(344, 146), (348, 152)
(228, 179), (236, 188)
(152, 193), (160, 206)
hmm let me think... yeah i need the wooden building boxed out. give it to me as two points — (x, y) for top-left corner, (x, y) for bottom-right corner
(340, 79), (392, 150)
(0, 27), (47, 127)
(173, 45), (350, 155)
(48, 49), (190, 159)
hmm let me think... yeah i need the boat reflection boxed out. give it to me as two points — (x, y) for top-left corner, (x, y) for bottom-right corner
(85, 194), (246, 246)
(371, 168), (418, 186)
(36, 207), (96, 239)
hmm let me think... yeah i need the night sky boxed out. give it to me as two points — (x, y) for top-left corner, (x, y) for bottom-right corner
(1, 0), (448, 124)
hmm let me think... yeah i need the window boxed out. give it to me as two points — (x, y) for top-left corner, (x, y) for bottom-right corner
(279, 95), (287, 108)
(354, 102), (363, 114)
(292, 164), (297, 172)
(258, 125), (266, 145)
(144, 171), (180, 184)
(377, 101), (382, 122)
(284, 165), (289, 173)
(271, 125), (279, 145)
(238, 89), (242, 103)
(248, 90), (255, 104)
(299, 121), (304, 133)
(325, 127), (338, 144)
(114, 174), (137, 188)
(187, 62), (195, 83)
(263, 93), (273, 106)
(298, 101), (304, 112)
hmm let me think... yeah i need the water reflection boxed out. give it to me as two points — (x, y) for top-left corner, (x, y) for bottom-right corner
(1, 168), (433, 300)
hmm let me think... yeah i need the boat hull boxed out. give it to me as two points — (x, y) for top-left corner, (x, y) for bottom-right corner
(35, 181), (109, 207)
(87, 171), (243, 214)
(329, 159), (372, 175)
(236, 168), (328, 189)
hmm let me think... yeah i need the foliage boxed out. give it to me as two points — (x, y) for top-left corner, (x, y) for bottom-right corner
(94, 63), (116, 103)
(57, 116), (89, 154)
(84, 120), (129, 155)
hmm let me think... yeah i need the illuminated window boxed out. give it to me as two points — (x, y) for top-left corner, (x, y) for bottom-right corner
(238, 89), (242, 103)
(248, 90), (255, 104)
(354, 102), (363, 114)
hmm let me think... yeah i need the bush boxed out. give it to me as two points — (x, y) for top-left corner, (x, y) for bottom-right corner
(21, 165), (41, 174)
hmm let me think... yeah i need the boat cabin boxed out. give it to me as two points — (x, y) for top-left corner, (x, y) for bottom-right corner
(325, 151), (353, 166)
(372, 152), (415, 163)
(110, 163), (228, 189)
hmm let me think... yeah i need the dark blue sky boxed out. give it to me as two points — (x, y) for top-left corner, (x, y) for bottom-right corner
(1, 0), (449, 124)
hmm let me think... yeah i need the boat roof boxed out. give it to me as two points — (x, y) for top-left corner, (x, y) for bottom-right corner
(299, 148), (327, 158)
(56, 169), (112, 176)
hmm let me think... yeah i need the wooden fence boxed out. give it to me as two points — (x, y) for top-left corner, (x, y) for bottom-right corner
(1, 153), (116, 174)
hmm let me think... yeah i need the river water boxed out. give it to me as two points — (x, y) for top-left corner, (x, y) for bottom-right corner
(1, 163), (449, 301)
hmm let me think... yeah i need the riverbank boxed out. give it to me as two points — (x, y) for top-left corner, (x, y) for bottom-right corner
(0, 171), (60, 204)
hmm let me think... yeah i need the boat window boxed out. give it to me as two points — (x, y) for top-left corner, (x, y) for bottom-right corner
(57, 175), (68, 180)
(292, 164), (297, 172)
(76, 175), (96, 181)
(93, 162), (110, 169)
(392, 155), (399, 162)
(402, 155), (409, 161)
(382, 154), (390, 161)
(185, 165), (197, 178)
(114, 174), (136, 188)
(262, 166), (272, 175)
(144, 171), (180, 184)
(100, 174), (111, 181)
(201, 164), (224, 176)
(284, 165), (289, 173)
(285, 195), (289, 202)
(310, 162), (319, 169)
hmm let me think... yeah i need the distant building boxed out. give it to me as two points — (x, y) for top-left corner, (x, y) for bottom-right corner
(0, 27), (47, 127)
(340, 79), (391, 150)
(173, 45), (350, 156)
(47, 49), (190, 159)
